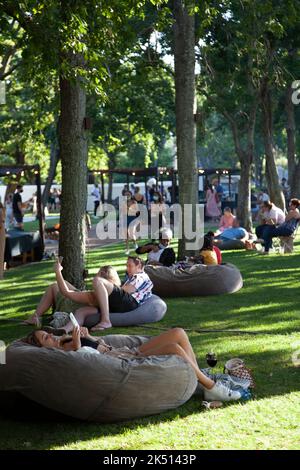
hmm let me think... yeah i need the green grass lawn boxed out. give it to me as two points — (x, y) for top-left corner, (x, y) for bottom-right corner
(22, 212), (101, 232)
(0, 237), (300, 450)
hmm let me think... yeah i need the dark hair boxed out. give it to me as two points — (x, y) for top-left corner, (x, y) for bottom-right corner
(201, 234), (214, 251)
(127, 256), (145, 268)
(16, 184), (23, 190)
(290, 198), (300, 208)
(206, 231), (215, 238)
(24, 330), (43, 347)
(262, 200), (272, 210)
(153, 191), (163, 203)
(223, 206), (232, 213)
(24, 329), (72, 348)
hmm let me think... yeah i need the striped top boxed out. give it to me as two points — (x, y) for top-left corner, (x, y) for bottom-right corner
(123, 271), (153, 304)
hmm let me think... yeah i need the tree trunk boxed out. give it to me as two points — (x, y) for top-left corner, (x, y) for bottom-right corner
(225, 107), (256, 232)
(236, 154), (252, 231)
(173, 0), (198, 259)
(290, 164), (300, 198)
(42, 128), (60, 209)
(107, 153), (116, 203)
(4, 146), (25, 200)
(285, 84), (300, 198)
(59, 65), (88, 288)
(14, 146), (25, 165)
(260, 80), (285, 210)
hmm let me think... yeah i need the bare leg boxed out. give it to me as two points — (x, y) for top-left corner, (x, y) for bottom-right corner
(139, 328), (198, 369)
(91, 277), (114, 330)
(138, 341), (214, 389)
(23, 283), (59, 325)
(63, 306), (98, 333)
(55, 267), (95, 306)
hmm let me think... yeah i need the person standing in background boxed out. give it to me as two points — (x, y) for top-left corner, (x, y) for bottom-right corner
(5, 193), (13, 229)
(205, 183), (221, 221)
(12, 184), (29, 230)
(91, 184), (101, 216)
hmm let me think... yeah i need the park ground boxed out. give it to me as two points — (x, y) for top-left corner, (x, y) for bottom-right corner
(0, 230), (299, 450)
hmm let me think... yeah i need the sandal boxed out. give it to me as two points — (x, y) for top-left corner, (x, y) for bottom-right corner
(91, 323), (112, 331)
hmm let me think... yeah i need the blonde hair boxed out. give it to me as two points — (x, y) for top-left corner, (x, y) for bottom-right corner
(98, 265), (121, 286)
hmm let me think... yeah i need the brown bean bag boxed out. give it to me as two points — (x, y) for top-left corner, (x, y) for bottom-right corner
(144, 263), (243, 297)
(0, 334), (197, 423)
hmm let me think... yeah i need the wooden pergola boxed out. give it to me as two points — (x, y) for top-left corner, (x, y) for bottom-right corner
(0, 164), (45, 250)
(89, 167), (178, 203)
(88, 167), (240, 203)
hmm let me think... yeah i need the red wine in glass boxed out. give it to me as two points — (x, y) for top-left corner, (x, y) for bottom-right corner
(206, 352), (218, 368)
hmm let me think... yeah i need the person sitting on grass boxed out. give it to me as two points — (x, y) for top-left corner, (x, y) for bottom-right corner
(25, 325), (242, 403)
(218, 207), (235, 233)
(54, 256), (153, 331)
(214, 218), (249, 245)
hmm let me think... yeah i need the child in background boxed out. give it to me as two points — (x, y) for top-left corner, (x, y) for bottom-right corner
(218, 207), (235, 233)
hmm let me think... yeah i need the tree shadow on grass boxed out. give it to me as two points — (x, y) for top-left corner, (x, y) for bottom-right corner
(0, 333), (298, 449)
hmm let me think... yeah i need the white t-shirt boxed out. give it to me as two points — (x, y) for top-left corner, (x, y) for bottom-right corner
(265, 206), (285, 224)
(91, 187), (100, 202)
(147, 248), (165, 263)
(123, 271), (153, 304)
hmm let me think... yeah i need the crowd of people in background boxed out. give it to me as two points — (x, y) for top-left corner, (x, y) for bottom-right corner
(1, 174), (299, 274)
(47, 188), (61, 213)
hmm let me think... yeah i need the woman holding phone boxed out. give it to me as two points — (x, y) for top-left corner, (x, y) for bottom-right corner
(22, 262), (121, 327)
(24, 325), (242, 403)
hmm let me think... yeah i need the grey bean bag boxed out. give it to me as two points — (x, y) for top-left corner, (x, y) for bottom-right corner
(84, 294), (167, 328)
(215, 239), (246, 250)
(145, 263), (243, 297)
(0, 335), (197, 423)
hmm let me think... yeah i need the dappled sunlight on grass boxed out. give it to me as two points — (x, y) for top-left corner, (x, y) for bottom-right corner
(1, 238), (300, 449)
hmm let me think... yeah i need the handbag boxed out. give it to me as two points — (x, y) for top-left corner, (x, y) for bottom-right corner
(49, 311), (70, 328)
(224, 358), (255, 388)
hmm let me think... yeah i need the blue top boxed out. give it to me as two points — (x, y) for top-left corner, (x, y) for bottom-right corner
(220, 227), (247, 240)
(216, 184), (224, 194)
(281, 218), (299, 233)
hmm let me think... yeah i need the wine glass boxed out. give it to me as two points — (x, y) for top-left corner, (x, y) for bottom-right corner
(206, 352), (218, 375)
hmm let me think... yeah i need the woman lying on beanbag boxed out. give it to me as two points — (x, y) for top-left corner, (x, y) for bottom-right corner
(25, 325), (241, 403)
(54, 257), (153, 332)
(22, 265), (121, 328)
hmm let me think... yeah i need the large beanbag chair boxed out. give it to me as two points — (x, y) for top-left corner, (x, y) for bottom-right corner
(0, 335), (197, 423)
(145, 263), (243, 297)
(83, 294), (167, 328)
(215, 239), (246, 250)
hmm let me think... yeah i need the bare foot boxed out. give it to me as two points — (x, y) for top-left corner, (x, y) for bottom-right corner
(91, 322), (112, 331)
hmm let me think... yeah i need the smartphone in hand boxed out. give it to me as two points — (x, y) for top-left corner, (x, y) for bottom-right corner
(69, 312), (80, 329)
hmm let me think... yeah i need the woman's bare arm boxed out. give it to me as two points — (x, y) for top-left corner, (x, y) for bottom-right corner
(54, 261), (96, 306)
